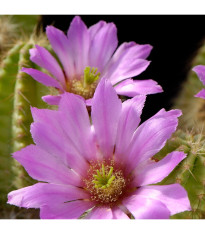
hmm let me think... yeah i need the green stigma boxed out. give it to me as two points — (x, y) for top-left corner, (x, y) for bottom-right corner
(92, 164), (115, 189)
(84, 66), (100, 87)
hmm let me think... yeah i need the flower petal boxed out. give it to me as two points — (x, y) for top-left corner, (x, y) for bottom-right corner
(46, 25), (74, 79)
(126, 109), (182, 172)
(40, 200), (94, 219)
(31, 107), (58, 128)
(22, 68), (62, 90)
(132, 151), (186, 186)
(66, 16), (90, 77)
(89, 22), (118, 72)
(88, 20), (106, 40)
(30, 45), (66, 87)
(103, 42), (152, 85)
(12, 144), (82, 186)
(58, 93), (96, 161)
(42, 95), (61, 105)
(8, 183), (89, 209)
(115, 95), (146, 162)
(122, 195), (170, 219)
(112, 207), (129, 219)
(85, 206), (113, 219)
(85, 98), (92, 106)
(135, 184), (191, 215)
(30, 121), (89, 177)
(91, 78), (122, 159)
(114, 79), (163, 97)
(195, 89), (205, 99)
(31, 106), (87, 172)
(193, 65), (205, 85)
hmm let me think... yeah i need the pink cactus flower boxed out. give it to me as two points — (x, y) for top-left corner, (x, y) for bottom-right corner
(7, 79), (190, 219)
(22, 16), (162, 105)
(193, 65), (205, 99)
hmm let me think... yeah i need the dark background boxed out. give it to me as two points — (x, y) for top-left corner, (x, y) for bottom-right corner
(41, 15), (205, 121)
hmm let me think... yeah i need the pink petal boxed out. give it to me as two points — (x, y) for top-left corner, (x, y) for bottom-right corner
(85, 98), (92, 106)
(22, 68), (62, 90)
(31, 104), (90, 175)
(30, 121), (89, 177)
(46, 25), (74, 79)
(135, 184), (191, 215)
(66, 16), (90, 77)
(112, 207), (129, 219)
(31, 107), (59, 128)
(58, 93), (96, 161)
(85, 206), (113, 219)
(91, 78), (122, 159)
(89, 22), (118, 72)
(40, 200), (94, 219)
(132, 151), (186, 186)
(12, 144), (82, 186)
(30, 45), (66, 87)
(193, 65), (205, 85)
(8, 183), (89, 209)
(126, 109), (182, 172)
(114, 79), (163, 97)
(88, 20), (106, 40)
(103, 42), (152, 85)
(42, 95), (61, 105)
(195, 89), (205, 99)
(115, 95), (146, 162)
(123, 195), (170, 219)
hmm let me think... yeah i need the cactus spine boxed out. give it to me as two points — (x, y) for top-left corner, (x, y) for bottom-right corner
(0, 42), (25, 205)
(155, 130), (205, 219)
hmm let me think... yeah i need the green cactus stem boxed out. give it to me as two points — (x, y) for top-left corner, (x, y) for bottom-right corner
(0, 15), (50, 218)
(0, 42), (25, 205)
(10, 41), (53, 187)
(11, 43), (38, 189)
(154, 129), (205, 219)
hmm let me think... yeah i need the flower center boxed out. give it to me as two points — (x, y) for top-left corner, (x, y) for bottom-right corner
(93, 165), (116, 189)
(83, 160), (127, 206)
(84, 67), (100, 86)
(66, 66), (100, 99)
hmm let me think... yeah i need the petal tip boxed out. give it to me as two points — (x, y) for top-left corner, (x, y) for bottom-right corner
(192, 65), (204, 73)
(21, 67), (27, 72)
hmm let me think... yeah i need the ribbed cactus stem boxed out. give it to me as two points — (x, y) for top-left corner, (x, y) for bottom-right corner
(11, 43), (38, 189)
(155, 130), (205, 219)
(0, 42), (25, 205)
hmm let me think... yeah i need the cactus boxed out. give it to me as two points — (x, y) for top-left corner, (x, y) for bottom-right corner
(0, 42), (25, 206)
(11, 43), (41, 189)
(0, 16), (19, 58)
(10, 40), (52, 188)
(154, 129), (205, 219)
(0, 15), (50, 218)
(174, 42), (205, 133)
(169, 37), (205, 219)
(0, 15), (40, 62)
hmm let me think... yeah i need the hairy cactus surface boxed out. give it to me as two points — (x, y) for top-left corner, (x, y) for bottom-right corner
(0, 15), (49, 218)
(154, 129), (205, 219)
(0, 42), (25, 205)
(0, 15), (40, 61)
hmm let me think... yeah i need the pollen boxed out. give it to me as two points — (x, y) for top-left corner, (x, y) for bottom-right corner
(65, 67), (100, 99)
(69, 79), (97, 99)
(83, 160), (127, 206)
